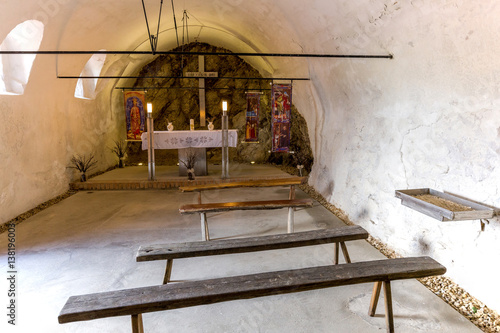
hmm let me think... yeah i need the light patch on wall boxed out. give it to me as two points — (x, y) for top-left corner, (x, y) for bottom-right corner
(0, 20), (44, 95)
(74, 51), (106, 100)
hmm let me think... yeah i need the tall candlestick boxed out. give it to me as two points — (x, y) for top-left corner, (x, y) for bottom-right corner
(221, 101), (229, 179)
(147, 109), (155, 181)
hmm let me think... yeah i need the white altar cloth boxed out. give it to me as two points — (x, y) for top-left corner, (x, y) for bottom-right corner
(141, 130), (238, 150)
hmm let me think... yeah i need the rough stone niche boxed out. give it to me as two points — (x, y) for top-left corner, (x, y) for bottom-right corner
(126, 42), (313, 173)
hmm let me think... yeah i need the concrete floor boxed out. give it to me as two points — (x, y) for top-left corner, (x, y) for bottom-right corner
(0, 165), (480, 332)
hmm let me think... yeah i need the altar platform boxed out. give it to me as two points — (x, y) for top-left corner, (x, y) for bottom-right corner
(72, 163), (295, 191)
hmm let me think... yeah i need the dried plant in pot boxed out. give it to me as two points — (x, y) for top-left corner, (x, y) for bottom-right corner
(68, 154), (98, 182)
(180, 149), (197, 180)
(110, 139), (127, 168)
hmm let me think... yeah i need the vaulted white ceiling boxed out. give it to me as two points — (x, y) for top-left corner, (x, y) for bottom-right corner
(0, 0), (393, 91)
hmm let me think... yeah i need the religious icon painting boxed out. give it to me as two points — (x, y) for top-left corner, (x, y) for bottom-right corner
(124, 91), (146, 141)
(271, 84), (292, 152)
(245, 92), (260, 142)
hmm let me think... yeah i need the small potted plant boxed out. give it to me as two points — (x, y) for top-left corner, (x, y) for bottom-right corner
(68, 154), (98, 182)
(180, 149), (197, 180)
(110, 139), (127, 168)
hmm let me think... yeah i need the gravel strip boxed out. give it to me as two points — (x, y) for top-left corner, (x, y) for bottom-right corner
(0, 167), (115, 234)
(0, 189), (78, 234)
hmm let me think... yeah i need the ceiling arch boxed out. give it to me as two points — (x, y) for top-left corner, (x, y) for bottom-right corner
(53, 0), (309, 88)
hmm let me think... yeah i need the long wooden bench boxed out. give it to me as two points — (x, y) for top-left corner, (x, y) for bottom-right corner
(179, 177), (307, 203)
(137, 226), (369, 284)
(179, 198), (314, 240)
(58, 256), (446, 333)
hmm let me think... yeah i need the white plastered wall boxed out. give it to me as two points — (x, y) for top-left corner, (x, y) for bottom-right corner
(301, 1), (500, 312)
(0, 1), (124, 224)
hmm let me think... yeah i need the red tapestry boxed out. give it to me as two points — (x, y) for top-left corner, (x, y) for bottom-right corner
(124, 91), (146, 141)
(271, 84), (292, 152)
(245, 92), (260, 142)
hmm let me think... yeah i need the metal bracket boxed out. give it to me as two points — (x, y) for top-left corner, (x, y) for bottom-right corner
(142, 0), (164, 54)
(480, 219), (490, 232)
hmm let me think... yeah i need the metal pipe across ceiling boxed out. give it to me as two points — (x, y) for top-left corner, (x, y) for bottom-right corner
(0, 50), (393, 58)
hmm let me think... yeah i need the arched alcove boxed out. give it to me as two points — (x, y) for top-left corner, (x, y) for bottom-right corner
(125, 42), (313, 173)
(0, 20), (44, 95)
(74, 51), (106, 100)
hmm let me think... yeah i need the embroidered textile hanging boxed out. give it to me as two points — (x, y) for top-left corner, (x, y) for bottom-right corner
(245, 92), (260, 142)
(124, 91), (146, 141)
(271, 84), (292, 152)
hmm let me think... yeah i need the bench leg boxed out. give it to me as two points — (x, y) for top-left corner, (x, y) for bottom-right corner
(204, 215), (210, 241)
(334, 242), (351, 265)
(163, 259), (173, 285)
(200, 213), (210, 241)
(340, 241), (351, 263)
(369, 281), (382, 316)
(287, 186), (296, 233)
(131, 314), (144, 333)
(197, 191), (202, 204)
(287, 207), (294, 233)
(368, 281), (394, 333)
(384, 281), (395, 333)
(334, 243), (340, 265)
(289, 185), (296, 199)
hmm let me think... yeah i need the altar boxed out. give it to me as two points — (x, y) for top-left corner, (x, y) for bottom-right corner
(141, 130), (238, 176)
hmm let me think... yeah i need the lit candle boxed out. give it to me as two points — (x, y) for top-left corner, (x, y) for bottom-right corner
(147, 103), (152, 114)
(222, 101), (227, 111)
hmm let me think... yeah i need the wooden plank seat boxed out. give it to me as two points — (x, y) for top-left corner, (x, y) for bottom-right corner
(179, 177), (307, 203)
(137, 226), (369, 284)
(58, 256), (446, 333)
(179, 198), (314, 240)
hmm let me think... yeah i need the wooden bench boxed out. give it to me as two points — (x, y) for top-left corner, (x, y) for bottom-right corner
(58, 256), (446, 333)
(179, 198), (314, 240)
(179, 177), (307, 203)
(136, 226), (369, 284)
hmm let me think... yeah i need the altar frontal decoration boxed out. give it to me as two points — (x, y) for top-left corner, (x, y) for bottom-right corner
(271, 84), (292, 152)
(245, 92), (260, 142)
(141, 130), (238, 149)
(124, 91), (146, 141)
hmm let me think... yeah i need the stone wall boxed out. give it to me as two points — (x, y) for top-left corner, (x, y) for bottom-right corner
(125, 43), (313, 172)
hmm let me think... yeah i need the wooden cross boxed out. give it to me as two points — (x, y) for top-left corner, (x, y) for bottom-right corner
(185, 55), (218, 127)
